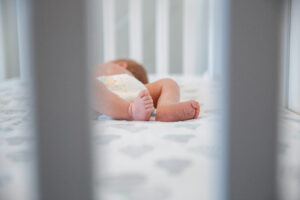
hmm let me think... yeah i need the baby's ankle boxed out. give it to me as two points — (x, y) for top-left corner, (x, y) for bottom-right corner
(155, 106), (170, 121)
(127, 103), (134, 120)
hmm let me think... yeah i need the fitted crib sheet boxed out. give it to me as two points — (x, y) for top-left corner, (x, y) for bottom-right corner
(0, 77), (299, 200)
(94, 75), (221, 200)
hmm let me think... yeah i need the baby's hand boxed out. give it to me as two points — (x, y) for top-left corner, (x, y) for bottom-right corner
(129, 90), (154, 121)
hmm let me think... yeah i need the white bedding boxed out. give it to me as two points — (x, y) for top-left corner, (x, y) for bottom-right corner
(0, 77), (299, 200)
(93, 76), (221, 200)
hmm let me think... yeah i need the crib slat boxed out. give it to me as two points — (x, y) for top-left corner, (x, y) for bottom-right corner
(129, 0), (143, 63)
(86, 0), (104, 68)
(208, 0), (216, 78)
(288, 0), (300, 113)
(280, 0), (291, 108)
(220, 1), (281, 200)
(103, 0), (116, 62)
(31, 1), (93, 200)
(156, 0), (169, 75)
(0, 0), (6, 80)
(16, 0), (32, 81)
(183, 0), (197, 76)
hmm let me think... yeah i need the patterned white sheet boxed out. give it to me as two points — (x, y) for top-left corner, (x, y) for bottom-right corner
(93, 76), (221, 200)
(0, 78), (299, 200)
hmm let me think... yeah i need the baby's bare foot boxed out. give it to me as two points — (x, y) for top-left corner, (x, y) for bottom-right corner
(128, 90), (154, 121)
(156, 100), (200, 122)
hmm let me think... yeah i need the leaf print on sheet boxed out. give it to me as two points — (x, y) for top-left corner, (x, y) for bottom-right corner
(0, 174), (12, 189)
(6, 136), (32, 146)
(6, 150), (34, 163)
(94, 134), (121, 145)
(175, 123), (201, 130)
(98, 172), (147, 193)
(128, 187), (171, 200)
(164, 134), (195, 143)
(109, 124), (149, 133)
(188, 145), (221, 159)
(156, 158), (192, 175)
(119, 145), (153, 158)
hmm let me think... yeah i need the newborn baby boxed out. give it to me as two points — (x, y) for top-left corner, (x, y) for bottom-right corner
(93, 59), (200, 122)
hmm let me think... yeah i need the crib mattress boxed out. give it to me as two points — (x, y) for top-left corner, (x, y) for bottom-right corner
(0, 78), (299, 200)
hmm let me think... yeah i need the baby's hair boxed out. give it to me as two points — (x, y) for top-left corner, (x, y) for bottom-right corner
(113, 59), (149, 84)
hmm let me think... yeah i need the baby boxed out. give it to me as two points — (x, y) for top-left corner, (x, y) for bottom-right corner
(93, 59), (200, 122)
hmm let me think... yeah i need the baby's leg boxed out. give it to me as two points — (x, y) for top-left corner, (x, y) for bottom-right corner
(146, 78), (200, 122)
(94, 81), (153, 121)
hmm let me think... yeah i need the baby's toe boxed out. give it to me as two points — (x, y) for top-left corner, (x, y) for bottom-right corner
(191, 101), (200, 119)
(138, 89), (148, 98)
(145, 104), (154, 109)
(146, 106), (154, 112)
(191, 100), (200, 109)
(144, 99), (153, 105)
(143, 95), (151, 101)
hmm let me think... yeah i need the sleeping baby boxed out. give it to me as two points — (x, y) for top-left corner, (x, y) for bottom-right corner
(93, 59), (200, 121)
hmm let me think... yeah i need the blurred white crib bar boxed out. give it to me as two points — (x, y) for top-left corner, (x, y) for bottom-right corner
(208, 0), (217, 78)
(102, 0), (116, 62)
(155, 0), (170, 75)
(0, 0), (5, 80)
(0, 0), (20, 81)
(102, 0), (212, 76)
(183, 0), (198, 75)
(129, 0), (143, 63)
(288, 0), (300, 113)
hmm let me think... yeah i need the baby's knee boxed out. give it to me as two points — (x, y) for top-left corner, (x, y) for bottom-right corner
(161, 78), (179, 89)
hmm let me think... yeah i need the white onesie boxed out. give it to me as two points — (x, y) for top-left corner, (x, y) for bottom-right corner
(97, 74), (147, 102)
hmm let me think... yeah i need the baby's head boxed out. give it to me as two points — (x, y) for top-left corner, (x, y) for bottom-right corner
(112, 59), (149, 84)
